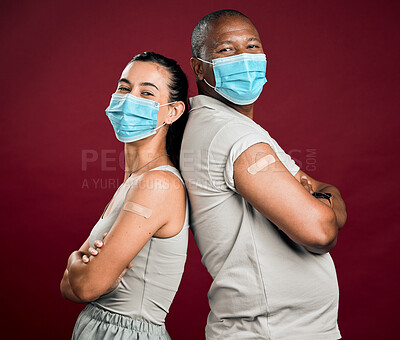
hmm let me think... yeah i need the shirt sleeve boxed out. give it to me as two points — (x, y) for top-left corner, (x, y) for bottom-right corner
(208, 122), (299, 193)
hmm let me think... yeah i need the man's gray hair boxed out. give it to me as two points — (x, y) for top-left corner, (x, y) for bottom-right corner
(191, 9), (248, 59)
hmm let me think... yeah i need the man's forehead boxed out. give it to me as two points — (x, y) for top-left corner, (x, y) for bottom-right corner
(207, 16), (259, 43)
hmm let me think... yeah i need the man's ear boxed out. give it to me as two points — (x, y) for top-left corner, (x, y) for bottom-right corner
(190, 57), (204, 81)
(165, 101), (185, 125)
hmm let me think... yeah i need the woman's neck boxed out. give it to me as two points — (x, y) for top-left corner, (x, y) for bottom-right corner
(123, 136), (169, 182)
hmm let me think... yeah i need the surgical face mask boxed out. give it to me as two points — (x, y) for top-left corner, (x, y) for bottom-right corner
(105, 93), (175, 143)
(198, 53), (267, 105)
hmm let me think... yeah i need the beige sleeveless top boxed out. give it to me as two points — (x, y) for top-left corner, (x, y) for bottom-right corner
(88, 165), (189, 325)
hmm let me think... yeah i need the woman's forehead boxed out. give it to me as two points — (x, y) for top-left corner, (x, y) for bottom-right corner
(121, 61), (170, 86)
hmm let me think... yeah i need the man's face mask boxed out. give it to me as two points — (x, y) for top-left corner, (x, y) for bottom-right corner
(197, 53), (267, 105)
(105, 93), (174, 143)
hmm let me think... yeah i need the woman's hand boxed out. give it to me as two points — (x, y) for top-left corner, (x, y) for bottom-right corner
(81, 233), (133, 294)
(81, 237), (104, 263)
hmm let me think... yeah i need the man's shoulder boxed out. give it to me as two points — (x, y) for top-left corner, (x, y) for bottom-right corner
(189, 95), (224, 112)
(189, 95), (239, 117)
(184, 95), (269, 150)
(188, 95), (258, 129)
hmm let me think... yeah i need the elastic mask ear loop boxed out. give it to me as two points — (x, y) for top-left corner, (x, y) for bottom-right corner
(197, 57), (213, 65)
(203, 78), (216, 89)
(159, 101), (177, 107)
(156, 101), (177, 130)
(196, 58), (216, 89)
(154, 123), (166, 131)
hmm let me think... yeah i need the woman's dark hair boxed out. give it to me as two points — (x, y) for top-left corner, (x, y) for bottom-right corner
(130, 52), (189, 170)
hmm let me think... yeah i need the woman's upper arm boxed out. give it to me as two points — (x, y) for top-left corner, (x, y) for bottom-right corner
(73, 170), (183, 293)
(233, 142), (337, 249)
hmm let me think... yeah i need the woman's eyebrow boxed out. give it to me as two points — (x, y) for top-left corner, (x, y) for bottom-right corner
(118, 78), (131, 85)
(118, 79), (158, 91)
(140, 82), (159, 91)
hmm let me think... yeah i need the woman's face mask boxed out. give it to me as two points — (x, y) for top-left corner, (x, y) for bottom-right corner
(198, 53), (267, 105)
(105, 93), (175, 143)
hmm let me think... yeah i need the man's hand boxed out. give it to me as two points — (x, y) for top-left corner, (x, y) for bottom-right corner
(300, 175), (313, 194)
(300, 175), (333, 208)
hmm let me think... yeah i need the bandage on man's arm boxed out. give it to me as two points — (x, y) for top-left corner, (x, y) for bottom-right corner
(247, 154), (276, 175)
(233, 142), (339, 254)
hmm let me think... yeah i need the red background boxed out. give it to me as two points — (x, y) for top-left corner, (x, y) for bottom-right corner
(0, 0), (398, 339)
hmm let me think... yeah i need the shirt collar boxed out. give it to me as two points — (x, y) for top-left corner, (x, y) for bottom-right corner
(189, 95), (246, 119)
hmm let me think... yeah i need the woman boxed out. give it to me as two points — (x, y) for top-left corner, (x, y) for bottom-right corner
(60, 52), (189, 340)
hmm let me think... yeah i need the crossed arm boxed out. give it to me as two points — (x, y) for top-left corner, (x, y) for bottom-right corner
(60, 171), (186, 302)
(233, 143), (347, 254)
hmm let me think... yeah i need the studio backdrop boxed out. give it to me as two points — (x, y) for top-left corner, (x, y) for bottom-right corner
(0, 0), (398, 339)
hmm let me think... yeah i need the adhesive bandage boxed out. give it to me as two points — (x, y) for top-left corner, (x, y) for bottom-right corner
(122, 202), (152, 218)
(247, 154), (276, 175)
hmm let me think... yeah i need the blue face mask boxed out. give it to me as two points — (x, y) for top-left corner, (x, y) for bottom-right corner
(198, 53), (267, 105)
(105, 93), (175, 143)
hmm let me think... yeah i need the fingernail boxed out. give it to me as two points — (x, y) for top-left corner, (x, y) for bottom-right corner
(301, 176), (307, 180)
(308, 180), (312, 185)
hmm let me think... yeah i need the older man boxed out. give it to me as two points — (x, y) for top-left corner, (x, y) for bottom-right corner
(180, 9), (347, 340)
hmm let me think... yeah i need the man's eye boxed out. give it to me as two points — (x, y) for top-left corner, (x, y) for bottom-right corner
(218, 47), (232, 52)
(247, 44), (260, 49)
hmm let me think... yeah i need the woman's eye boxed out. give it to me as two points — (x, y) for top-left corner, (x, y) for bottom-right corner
(117, 86), (130, 91)
(141, 91), (154, 96)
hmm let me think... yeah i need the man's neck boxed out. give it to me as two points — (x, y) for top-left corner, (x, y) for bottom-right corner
(197, 87), (254, 120)
(227, 101), (254, 120)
